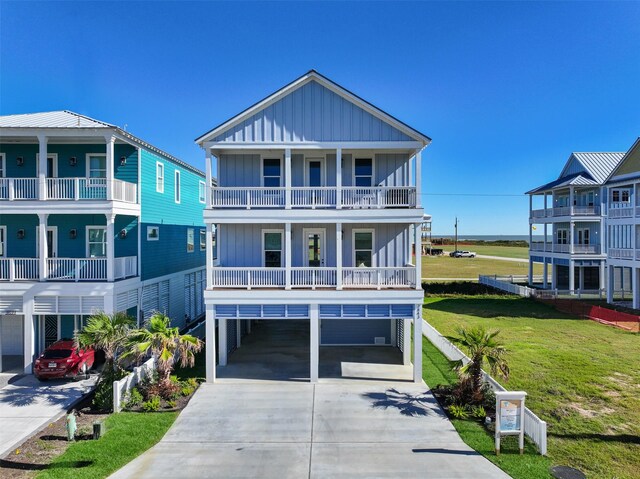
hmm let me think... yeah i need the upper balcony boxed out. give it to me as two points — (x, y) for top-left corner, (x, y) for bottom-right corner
(530, 205), (601, 219)
(0, 256), (137, 282)
(530, 242), (602, 255)
(0, 177), (137, 203)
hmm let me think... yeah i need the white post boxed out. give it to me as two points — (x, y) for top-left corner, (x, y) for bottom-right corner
(310, 304), (319, 382)
(529, 194), (533, 220)
(528, 260), (534, 286)
(206, 223), (213, 289)
(218, 318), (227, 366)
(579, 267), (585, 291)
(38, 135), (47, 200)
(22, 302), (35, 374)
(633, 268), (639, 310)
(543, 261), (548, 289)
(205, 305), (216, 383)
(105, 135), (115, 201)
(413, 305), (423, 383)
(106, 214), (115, 281)
(570, 221), (575, 254)
(236, 319), (242, 347)
(403, 318), (411, 365)
(37, 213), (48, 281)
(336, 222), (343, 290)
(569, 186), (574, 214)
(599, 261), (606, 292)
(205, 151), (212, 207)
(415, 150), (422, 208)
(607, 265), (614, 303)
(285, 222), (292, 289)
(569, 259), (575, 293)
(551, 261), (557, 289)
(414, 223), (422, 289)
(336, 147), (342, 209)
(285, 148), (292, 209)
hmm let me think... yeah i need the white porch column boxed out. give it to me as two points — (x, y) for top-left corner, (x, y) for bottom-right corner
(569, 186), (575, 214)
(570, 221), (575, 254)
(414, 223), (422, 289)
(633, 268), (639, 310)
(285, 222), (292, 290)
(206, 223), (213, 289)
(336, 222), (343, 290)
(529, 195), (533, 220)
(205, 305), (216, 383)
(218, 318), (227, 366)
(579, 267), (585, 291)
(106, 213), (116, 282)
(413, 305), (423, 384)
(285, 148), (292, 209)
(551, 261), (557, 289)
(236, 319), (242, 347)
(599, 261), (606, 292)
(569, 259), (575, 293)
(544, 193), (548, 213)
(544, 223), (548, 250)
(37, 213), (48, 281)
(607, 265), (614, 303)
(205, 151), (212, 207)
(23, 301), (35, 374)
(310, 304), (319, 382)
(403, 318), (411, 365)
(105, 135), (115, 201)
(543, 261), (549, 289)
(528, 259), (534, 286)
(415, 150), (422, 208)
(336, 147), (342, 209)
(38, 134), (47, 200)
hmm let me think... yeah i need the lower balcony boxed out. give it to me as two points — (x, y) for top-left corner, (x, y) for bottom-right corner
(530, 243), (601, 254)
(0, 178), (137, 203)
(0, 256), (137, 281)
(210, 266), (417, 290)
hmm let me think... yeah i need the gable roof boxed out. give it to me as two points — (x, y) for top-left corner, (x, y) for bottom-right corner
(0, 110), (205, 177)
(526, 173), (598, 194)
(604, 138), (640, 183)
(195, 70), (431, 146)
(559, 152), (625, 184)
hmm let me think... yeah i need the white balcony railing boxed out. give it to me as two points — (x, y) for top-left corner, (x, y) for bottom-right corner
(530, 242), (552, 252)
(0, 256), (137, 281)
(529, 206), (601, 219)
(0, 177), (137, 203)
(209, 266), (416, 290)
(209, 186), (417, 209)
(609, 248), (634, 260)
(572, 245), (600, 254)
(0, 258), (40, 280)
(609, 207), (634, 218)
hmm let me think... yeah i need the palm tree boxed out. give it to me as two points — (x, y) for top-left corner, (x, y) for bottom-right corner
(126, 313), (203, 389)
(76, 311), (136, 375)
(446, 326), (509, 399)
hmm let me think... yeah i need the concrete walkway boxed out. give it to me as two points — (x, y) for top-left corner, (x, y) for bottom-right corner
(476, 254), (528, 263)
(0, 375), (95, 458)
(111, 382), (510, 479)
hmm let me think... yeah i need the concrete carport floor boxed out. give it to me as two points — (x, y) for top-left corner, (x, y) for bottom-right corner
(216, 319), (413, 382)
(110, 381), (510, 479)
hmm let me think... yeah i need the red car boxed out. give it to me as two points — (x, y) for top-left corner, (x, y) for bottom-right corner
(34, 339), (95, 381)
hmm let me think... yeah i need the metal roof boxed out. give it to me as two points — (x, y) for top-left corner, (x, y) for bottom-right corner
(526, 173), (598, 194)
(0, 110), (205, 177)
(0, 110), (113, 129)
(570, 152), (625, 183)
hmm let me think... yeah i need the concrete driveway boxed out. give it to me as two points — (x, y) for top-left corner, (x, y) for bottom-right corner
(111, 381), (510, 478)
(0, 375), (95, 458)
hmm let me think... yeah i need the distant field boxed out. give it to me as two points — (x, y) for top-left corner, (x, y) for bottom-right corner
(432, 244), (530, 260)
(422, 254), (541, 279)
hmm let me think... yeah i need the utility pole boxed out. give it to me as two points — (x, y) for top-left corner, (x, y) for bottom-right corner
(454, 217), (458, 252)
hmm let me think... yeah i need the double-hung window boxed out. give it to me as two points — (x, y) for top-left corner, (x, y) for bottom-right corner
(175, 171), (181, 203)
(0, 153), (6, 178)
(88, 154), (107, 179)
(612, 189), (630, 203)
(578, 228), (590, 245)
(353, 229), (374, 267)
(556, 229), (568, 245)
(187, 228), (194, 252)
(156, 163), (164, 193)
(262, 158), (281, 187)
(0, 226), (6, 257)
(87, 227), (106, 257)
(263, 230), (283, 267)
(354, 158), (373, 187)
(200, 229), (206, 251)
(199, 181), (206, 203)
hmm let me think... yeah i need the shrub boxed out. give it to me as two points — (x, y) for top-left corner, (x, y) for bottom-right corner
(167, 400), (177, 408)
(141, 396), (161, 412)
(92, 369), (127, 411)
(181, 385), (194, 397)
(186, 377), (199, 388)
(448, 404), (469, 419)
(124, 387), (144, 409)
(471, 405), (486, 419)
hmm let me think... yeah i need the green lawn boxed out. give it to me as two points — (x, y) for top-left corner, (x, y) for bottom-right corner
(36, 412), (178, 479)
(423, 296), (640, 479)
(422, 254), (541, 279)
(459, 244), (530, 259)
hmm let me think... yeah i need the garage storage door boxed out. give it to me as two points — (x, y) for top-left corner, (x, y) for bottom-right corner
(321, 318), (391, 345)
(0, 315), (23, 355)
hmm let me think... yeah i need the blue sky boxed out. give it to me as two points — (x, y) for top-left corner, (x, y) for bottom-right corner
(2, 1), (639, 235)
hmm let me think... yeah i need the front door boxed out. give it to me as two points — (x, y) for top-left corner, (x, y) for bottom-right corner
(304, 229), (325, 267)
(44, 315), (58, 348)
(306, 159), (324, 187)
(37, 227), (58, 258)
(46, 156), (58, 178)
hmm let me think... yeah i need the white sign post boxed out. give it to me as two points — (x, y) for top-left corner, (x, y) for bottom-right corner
(495, 391), (527, 455)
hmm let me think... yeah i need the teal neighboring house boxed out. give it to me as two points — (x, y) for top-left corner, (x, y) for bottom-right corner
(0, 111), (207, 374)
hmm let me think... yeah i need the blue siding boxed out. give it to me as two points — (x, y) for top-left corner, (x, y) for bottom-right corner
(213, 80), (413, 143)
(141, 223), (206, 280)
(321, 319), (391, 345)
(0, 214), (39, 257)
(0, 144), (38, 177)
(60, 315), (75, 339)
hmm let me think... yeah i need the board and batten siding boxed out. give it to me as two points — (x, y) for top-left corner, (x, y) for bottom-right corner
(213, 80), (413, 143)
(219, 153), (409, 188)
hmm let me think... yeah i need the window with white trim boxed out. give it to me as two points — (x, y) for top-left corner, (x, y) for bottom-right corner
(262, 230), (283, 267)
(354, 158), (373, 187)
(147, 226), (160, 241)
(87, 227), (107, 257)
(88, 154), (106, 179)
(353, 229), (374, 267)
(556, 229), (568, 245)
(187, 228), (194, 253)
(612, 188), (630, 203)
(175, 170), (181, 203)
(212, 226), (218, 261)
(0, 153), (5, 178)
(0, 226), (6, 257)
(199, 181), (206, 203)
(200, 229), (206, 251)
(262, 158), (281, 187)
(578, 228), (590, 245)
(156, 163), (164, 193)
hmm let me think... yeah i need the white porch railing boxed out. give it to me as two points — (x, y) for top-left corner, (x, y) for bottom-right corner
(609, 206), (634, 218)
(0, 258), (40, 280)
(211, 267), (286, 288)
(342, 267), (416, 289)
(529, 242), (552, 252)
(0, 177), (137, 202)
(609, 248), (634, 260)
(291, 267), (337, 288)
(572, 244), (600, 254)
(553, 244), (571, 253)
(530, 208), (548, 218)
(572, 205), (600, 215)
(551, 206), (571, 216)
(114, 256), (138, 279)
(47, 258), (108, 281)
(209, 186), (416, 209)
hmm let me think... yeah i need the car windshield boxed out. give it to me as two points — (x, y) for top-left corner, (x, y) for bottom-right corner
(42, 349), (73, 359)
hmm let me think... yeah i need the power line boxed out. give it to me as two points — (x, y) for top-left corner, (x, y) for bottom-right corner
(420, 193), (524, 197)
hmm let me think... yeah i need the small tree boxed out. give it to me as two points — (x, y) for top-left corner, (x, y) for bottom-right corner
(126, 313), (203, 391)
(446, 326), (509, 400)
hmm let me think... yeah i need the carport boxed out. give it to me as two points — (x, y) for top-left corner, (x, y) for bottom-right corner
(0, 315), (24, 374)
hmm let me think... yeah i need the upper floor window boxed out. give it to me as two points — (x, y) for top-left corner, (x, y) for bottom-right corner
(0, 226), (6, 257)
(354, 158), (373, 187)
(156, 163), (164, 193)
(187, 228), (194, 252)
(87, 227), (106, 257)
(175, 171), (181, 203)
(0, 153), (5, 178)
(147, 226), (160, 241)
(199, 181), (206, 203)
(555, 195), (569, 207)
(200, 229), (206, 251)
(353, 229), (374, 267)
(88, 154), (106, 179)
(557, 229), (568, 245)
(612, 189), (630, 203)
(262, 230), (283, 267)
(262, 158), (281, 187)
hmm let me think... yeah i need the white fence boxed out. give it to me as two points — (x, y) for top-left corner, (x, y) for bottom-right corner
(479, 275), (607, 300)
(422, 320), (548, 455)
(479, 275), (535, 297)
(113, 357), (156, 413)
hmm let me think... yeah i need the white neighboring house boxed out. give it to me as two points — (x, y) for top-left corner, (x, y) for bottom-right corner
(527, 151), (625, 292)
(197, 70), (430, 383)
